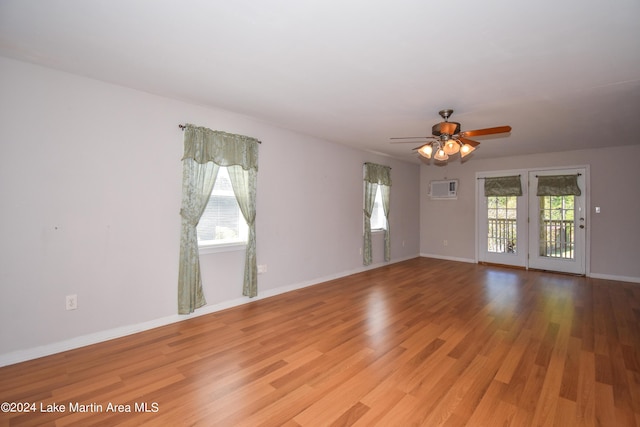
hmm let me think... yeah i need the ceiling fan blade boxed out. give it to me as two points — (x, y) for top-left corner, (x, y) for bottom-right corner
(458, 137), (480, 147)
(458, 126), (511, 138)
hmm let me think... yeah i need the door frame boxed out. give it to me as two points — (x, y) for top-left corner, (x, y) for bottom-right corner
(475, 165), (591, 275)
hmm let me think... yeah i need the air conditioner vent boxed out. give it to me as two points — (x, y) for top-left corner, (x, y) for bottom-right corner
(429, 179), (458, 199)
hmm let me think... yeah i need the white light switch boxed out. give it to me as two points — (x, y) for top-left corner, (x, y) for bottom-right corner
(595, 206), (601, 214)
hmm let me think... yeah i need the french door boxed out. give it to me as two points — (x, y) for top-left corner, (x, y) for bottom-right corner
(477, 168), (587, 274)
(527, 169), (586, 274)
(477, 173), (528, 267)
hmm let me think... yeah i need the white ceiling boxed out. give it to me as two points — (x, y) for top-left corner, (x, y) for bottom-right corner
(1, 0), (639, 163)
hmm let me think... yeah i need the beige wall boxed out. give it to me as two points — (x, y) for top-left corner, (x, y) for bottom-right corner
(0, 57), (421, 364)
(420, 144), (640, 282)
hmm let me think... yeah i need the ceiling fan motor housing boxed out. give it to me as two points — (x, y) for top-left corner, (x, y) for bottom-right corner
(432, 122), (460, 136)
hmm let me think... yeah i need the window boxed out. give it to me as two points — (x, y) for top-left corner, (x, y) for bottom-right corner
(197, 167), (248, 247)
(370, 186), (387, 231)
(362, 162), (391, 265)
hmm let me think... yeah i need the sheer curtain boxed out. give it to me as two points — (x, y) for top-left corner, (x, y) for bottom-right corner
(227, 165), (258, 297)
(380, 183), (391, 262)
(363, 180), (378, 266)
(178, 161), (219, 314)
(178, 124), (260, 314)
(363, 163), (392, 266)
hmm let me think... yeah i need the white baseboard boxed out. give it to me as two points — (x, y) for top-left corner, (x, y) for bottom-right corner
(0, 254), (420, 368)
(419, 253), (476, 264)
(588, 272), (640, 284)
(418, 255), (640, 284)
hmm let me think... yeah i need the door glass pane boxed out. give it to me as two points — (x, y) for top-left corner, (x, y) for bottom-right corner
(538, 195), (575, 259)
(487, 196), (518, 254)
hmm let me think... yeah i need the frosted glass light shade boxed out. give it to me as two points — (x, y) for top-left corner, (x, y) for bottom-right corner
(443, 140), (460, 155)
(418, 144), (433, 159)
(434, 148), (449, 161)
(460, 143), (476, 158)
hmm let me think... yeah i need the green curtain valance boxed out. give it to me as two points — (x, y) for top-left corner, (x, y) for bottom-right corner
(537, 175), (581, 196)
(364, 162), (392, 186)
(484, 175), (522, 197)
(182, 124), (260, 170)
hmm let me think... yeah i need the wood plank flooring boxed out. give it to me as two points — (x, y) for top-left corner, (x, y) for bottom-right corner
(1, 257), (639, 426)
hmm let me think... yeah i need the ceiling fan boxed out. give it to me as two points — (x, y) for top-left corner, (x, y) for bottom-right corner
(391, 109), (512, 162)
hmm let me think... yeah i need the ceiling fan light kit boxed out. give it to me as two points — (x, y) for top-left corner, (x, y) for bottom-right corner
(392, 109), (511, 163)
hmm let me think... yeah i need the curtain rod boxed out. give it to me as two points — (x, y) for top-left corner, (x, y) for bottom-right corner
(477, 174), (521, 180)
(178, 124), (261, 143)
(477, 173), (582, 180)
(535, 173), (581, 177)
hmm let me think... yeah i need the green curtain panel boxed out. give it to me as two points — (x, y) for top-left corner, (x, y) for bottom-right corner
(227, 165), (258, 298)
(178, 161), (219, 314)
(380, 184), (391, 262)
(537, 174), (581, 196)
(363, 163), (392, 265)
(363, 181), (377, 266)
(484, 175), (522, 197)
(178, 124), (260, 314)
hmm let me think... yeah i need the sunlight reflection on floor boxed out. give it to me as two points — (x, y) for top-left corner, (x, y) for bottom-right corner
(365, 287), (389, 347)
(484, 270), (522, 314)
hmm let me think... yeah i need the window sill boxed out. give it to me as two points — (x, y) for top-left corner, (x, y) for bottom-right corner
(198, 242), (247, 255)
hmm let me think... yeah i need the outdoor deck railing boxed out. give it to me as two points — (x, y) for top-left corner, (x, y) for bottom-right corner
(488, 218), (574, 258)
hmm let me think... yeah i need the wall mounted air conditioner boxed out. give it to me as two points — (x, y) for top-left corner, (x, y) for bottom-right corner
(429, 179), (458, 199)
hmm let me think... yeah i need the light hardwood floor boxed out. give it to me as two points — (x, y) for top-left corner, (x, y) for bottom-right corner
(1, 257), (639, 426)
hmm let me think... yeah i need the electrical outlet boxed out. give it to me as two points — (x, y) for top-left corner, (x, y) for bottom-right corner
(66, 294), (77, 311)
(443, 240), (448, 246)
(257, 264), (267, 274)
